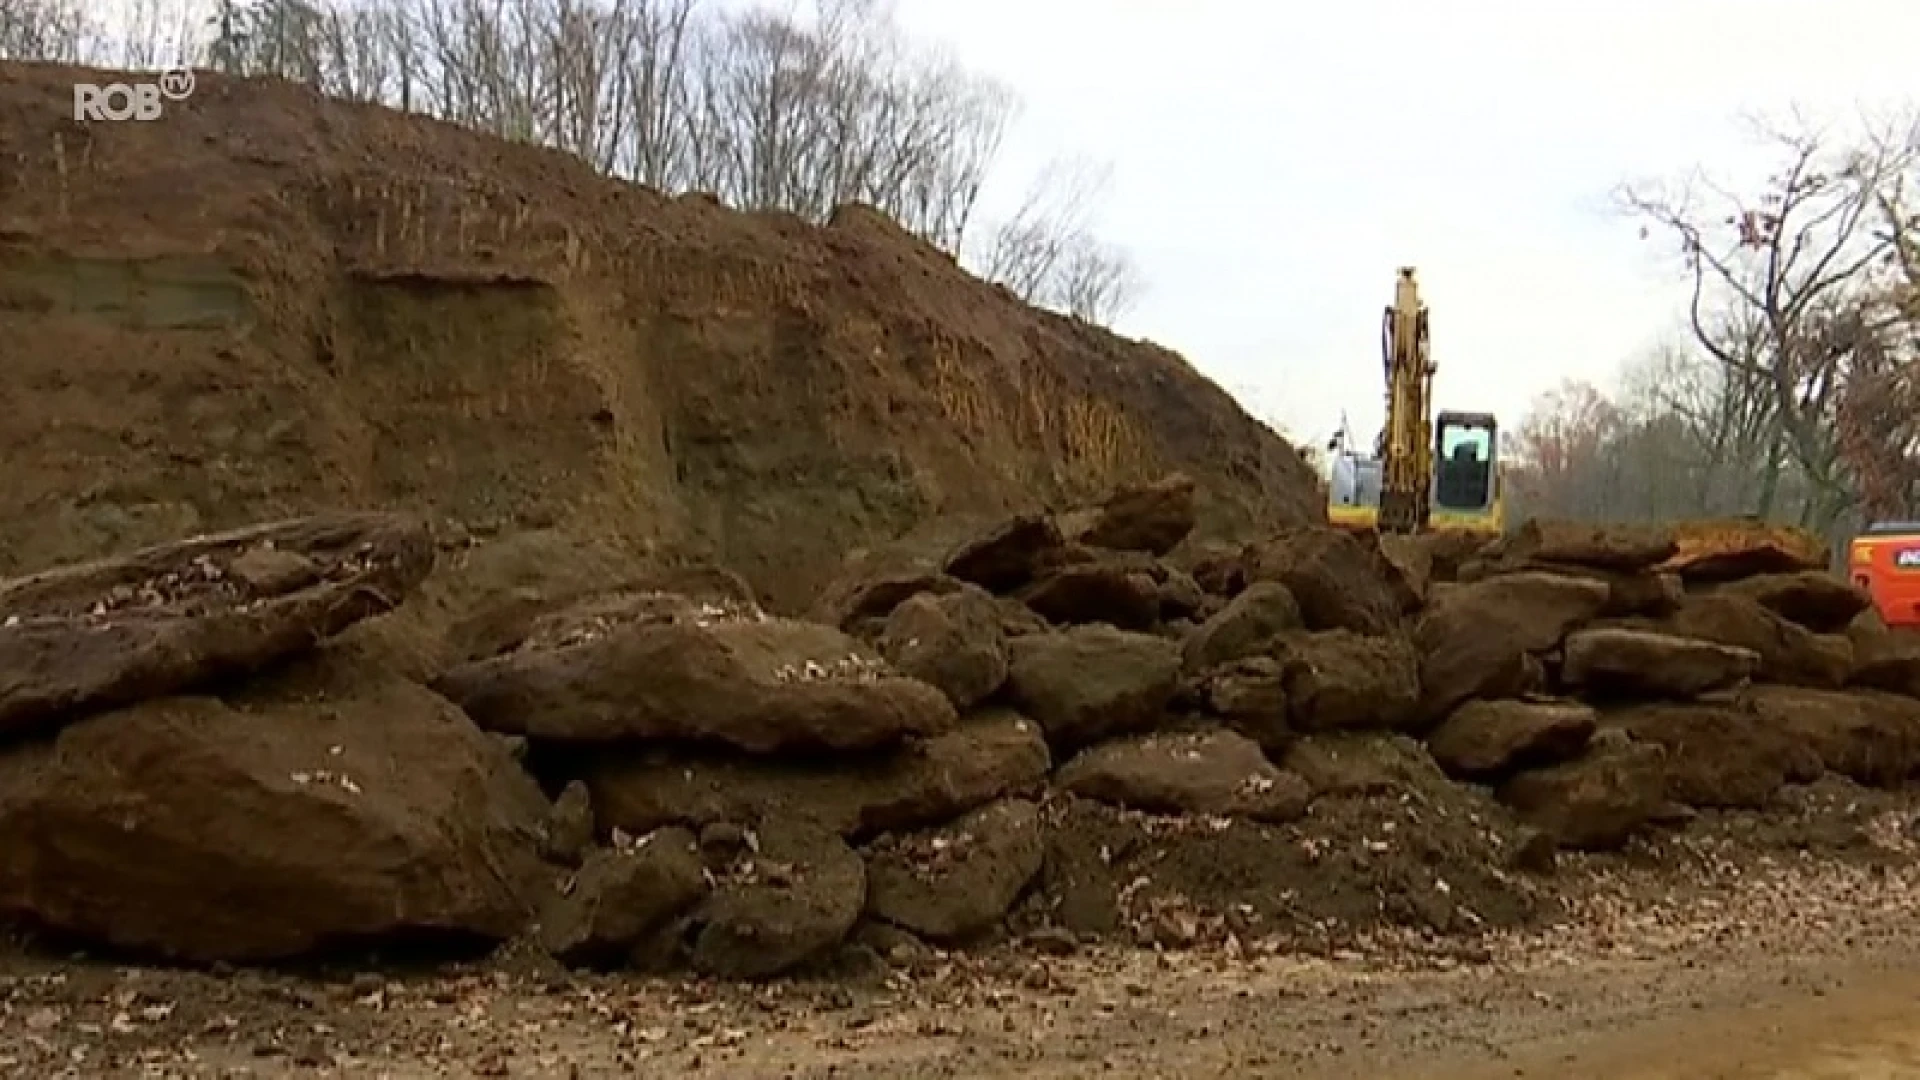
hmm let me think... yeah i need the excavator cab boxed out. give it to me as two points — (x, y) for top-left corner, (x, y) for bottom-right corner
(1430, 410), (1503, 533)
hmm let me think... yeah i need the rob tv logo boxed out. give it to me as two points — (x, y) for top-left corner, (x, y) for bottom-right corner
(73, 68), (196, 122)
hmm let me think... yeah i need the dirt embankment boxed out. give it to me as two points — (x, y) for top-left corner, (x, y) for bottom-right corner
(0, 61), (1322, 612)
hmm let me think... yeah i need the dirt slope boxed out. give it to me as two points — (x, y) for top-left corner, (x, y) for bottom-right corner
(0, 62), (1321, 610)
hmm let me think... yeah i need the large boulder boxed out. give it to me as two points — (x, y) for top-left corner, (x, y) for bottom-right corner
(1157, 570), (1209, 623)
(686, 819), (866, 979)
(1661, 593), (1852, 689)
(1741, 686), (1920, 787)
(0, 511), (434, 740)
(1067, 474), (1197, 556)
(0, 661), (549, 962)
(1560, 627), (1759, 698)
(583, 709), (1052, 841)
(1425, 699), (1596, 782)
(1715, 571), (1873, 633)
(876, 586), (1009, 711)
(1177, 541), (1253, 598)
(1272, 630), (1421, 733)
(863, 798), (1046, 942)
(943, 514), (1065, 594)
(434, 600), (956, 752)
(1054, 730), (1311, 822)
(1201, 656), (1291, 753)
(1850, 624), (1920, 698)
(1181, 582), (1302, 673)
(1498, 741), (1668, 851)
(1604, 703), (1820, 810)
(1376, 534), (1435, 608)
(1413, 572), (1610, 720)
(1245, 526), (1413, 634)
(1019, 561), (1163, 630)
(1004, 626), (1181, 750)
(811, 564), (962, 635)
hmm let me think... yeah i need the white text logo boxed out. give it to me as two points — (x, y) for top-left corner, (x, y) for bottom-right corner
(73, 68), (196, 122)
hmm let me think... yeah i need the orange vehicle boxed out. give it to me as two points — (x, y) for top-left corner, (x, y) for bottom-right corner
(1849, 521), (1920, 628)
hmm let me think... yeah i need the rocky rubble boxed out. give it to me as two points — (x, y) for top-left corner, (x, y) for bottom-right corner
(0, 488), (1917, 982)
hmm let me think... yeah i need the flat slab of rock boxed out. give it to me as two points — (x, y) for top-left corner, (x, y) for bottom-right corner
(687, 819), (866, 979)
(434, 602), (955, 752)
(1561, 627), (1759, 698)
(583, 710), (1052, 841)
(1491, 519), (1678, 571)
(1657, 520), (1829, 581)
(864, 798), (1046, 942)
(0, 511), (434, 739)
(1426, 699), (1596, 782)
(537, 829), (709, 965)
(1055, 730), (1310, 822)
(0, 660), (549, 962)
(1498, 742), (1667, 851)
(1460, 559), (1683, 618)
(1005, 625), (1181, 751)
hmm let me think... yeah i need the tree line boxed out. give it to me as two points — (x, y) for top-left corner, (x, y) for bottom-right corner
(1505, 112), (1919, 546)
(0, 0), (1144, 326)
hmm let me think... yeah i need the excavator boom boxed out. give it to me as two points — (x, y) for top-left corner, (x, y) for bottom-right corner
(1377, 268), (1434, 533)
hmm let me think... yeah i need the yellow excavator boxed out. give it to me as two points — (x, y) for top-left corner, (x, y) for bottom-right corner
(1325, 267), (1505, 536)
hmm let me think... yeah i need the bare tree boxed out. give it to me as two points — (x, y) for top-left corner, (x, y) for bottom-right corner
(1051, 234), (1143, 325)
(0, 0), (95, 62)
(609, 0), (700, 187)
(1620, 112), (1916, 531)
(974, 155), (1110, 298)
(116, 0), (205, 71)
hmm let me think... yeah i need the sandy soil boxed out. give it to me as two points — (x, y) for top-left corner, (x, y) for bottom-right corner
(5, 844), (1920, 1080)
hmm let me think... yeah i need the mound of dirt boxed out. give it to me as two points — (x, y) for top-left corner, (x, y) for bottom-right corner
(0, 61), (1321, 617)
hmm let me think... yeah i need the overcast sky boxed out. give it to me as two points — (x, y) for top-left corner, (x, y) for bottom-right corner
(889, 0), (1919, 448)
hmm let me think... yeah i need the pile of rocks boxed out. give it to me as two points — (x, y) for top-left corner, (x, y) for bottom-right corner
(0, 482), (1917, 980)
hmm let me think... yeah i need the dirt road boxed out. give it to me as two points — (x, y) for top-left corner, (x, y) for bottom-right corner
(6, 853), (1920, 1078)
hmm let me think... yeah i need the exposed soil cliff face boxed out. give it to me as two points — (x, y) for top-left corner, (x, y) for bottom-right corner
(0, 63), (1321, 610)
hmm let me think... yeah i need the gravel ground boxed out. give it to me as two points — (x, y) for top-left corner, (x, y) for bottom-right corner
(6, 795), (1920, 1079)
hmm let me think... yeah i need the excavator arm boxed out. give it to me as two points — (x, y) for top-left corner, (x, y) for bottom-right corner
(1377, 268), (1434, 532)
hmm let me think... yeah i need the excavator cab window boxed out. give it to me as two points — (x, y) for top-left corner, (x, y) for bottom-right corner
(1434, 416), (1495, 511)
